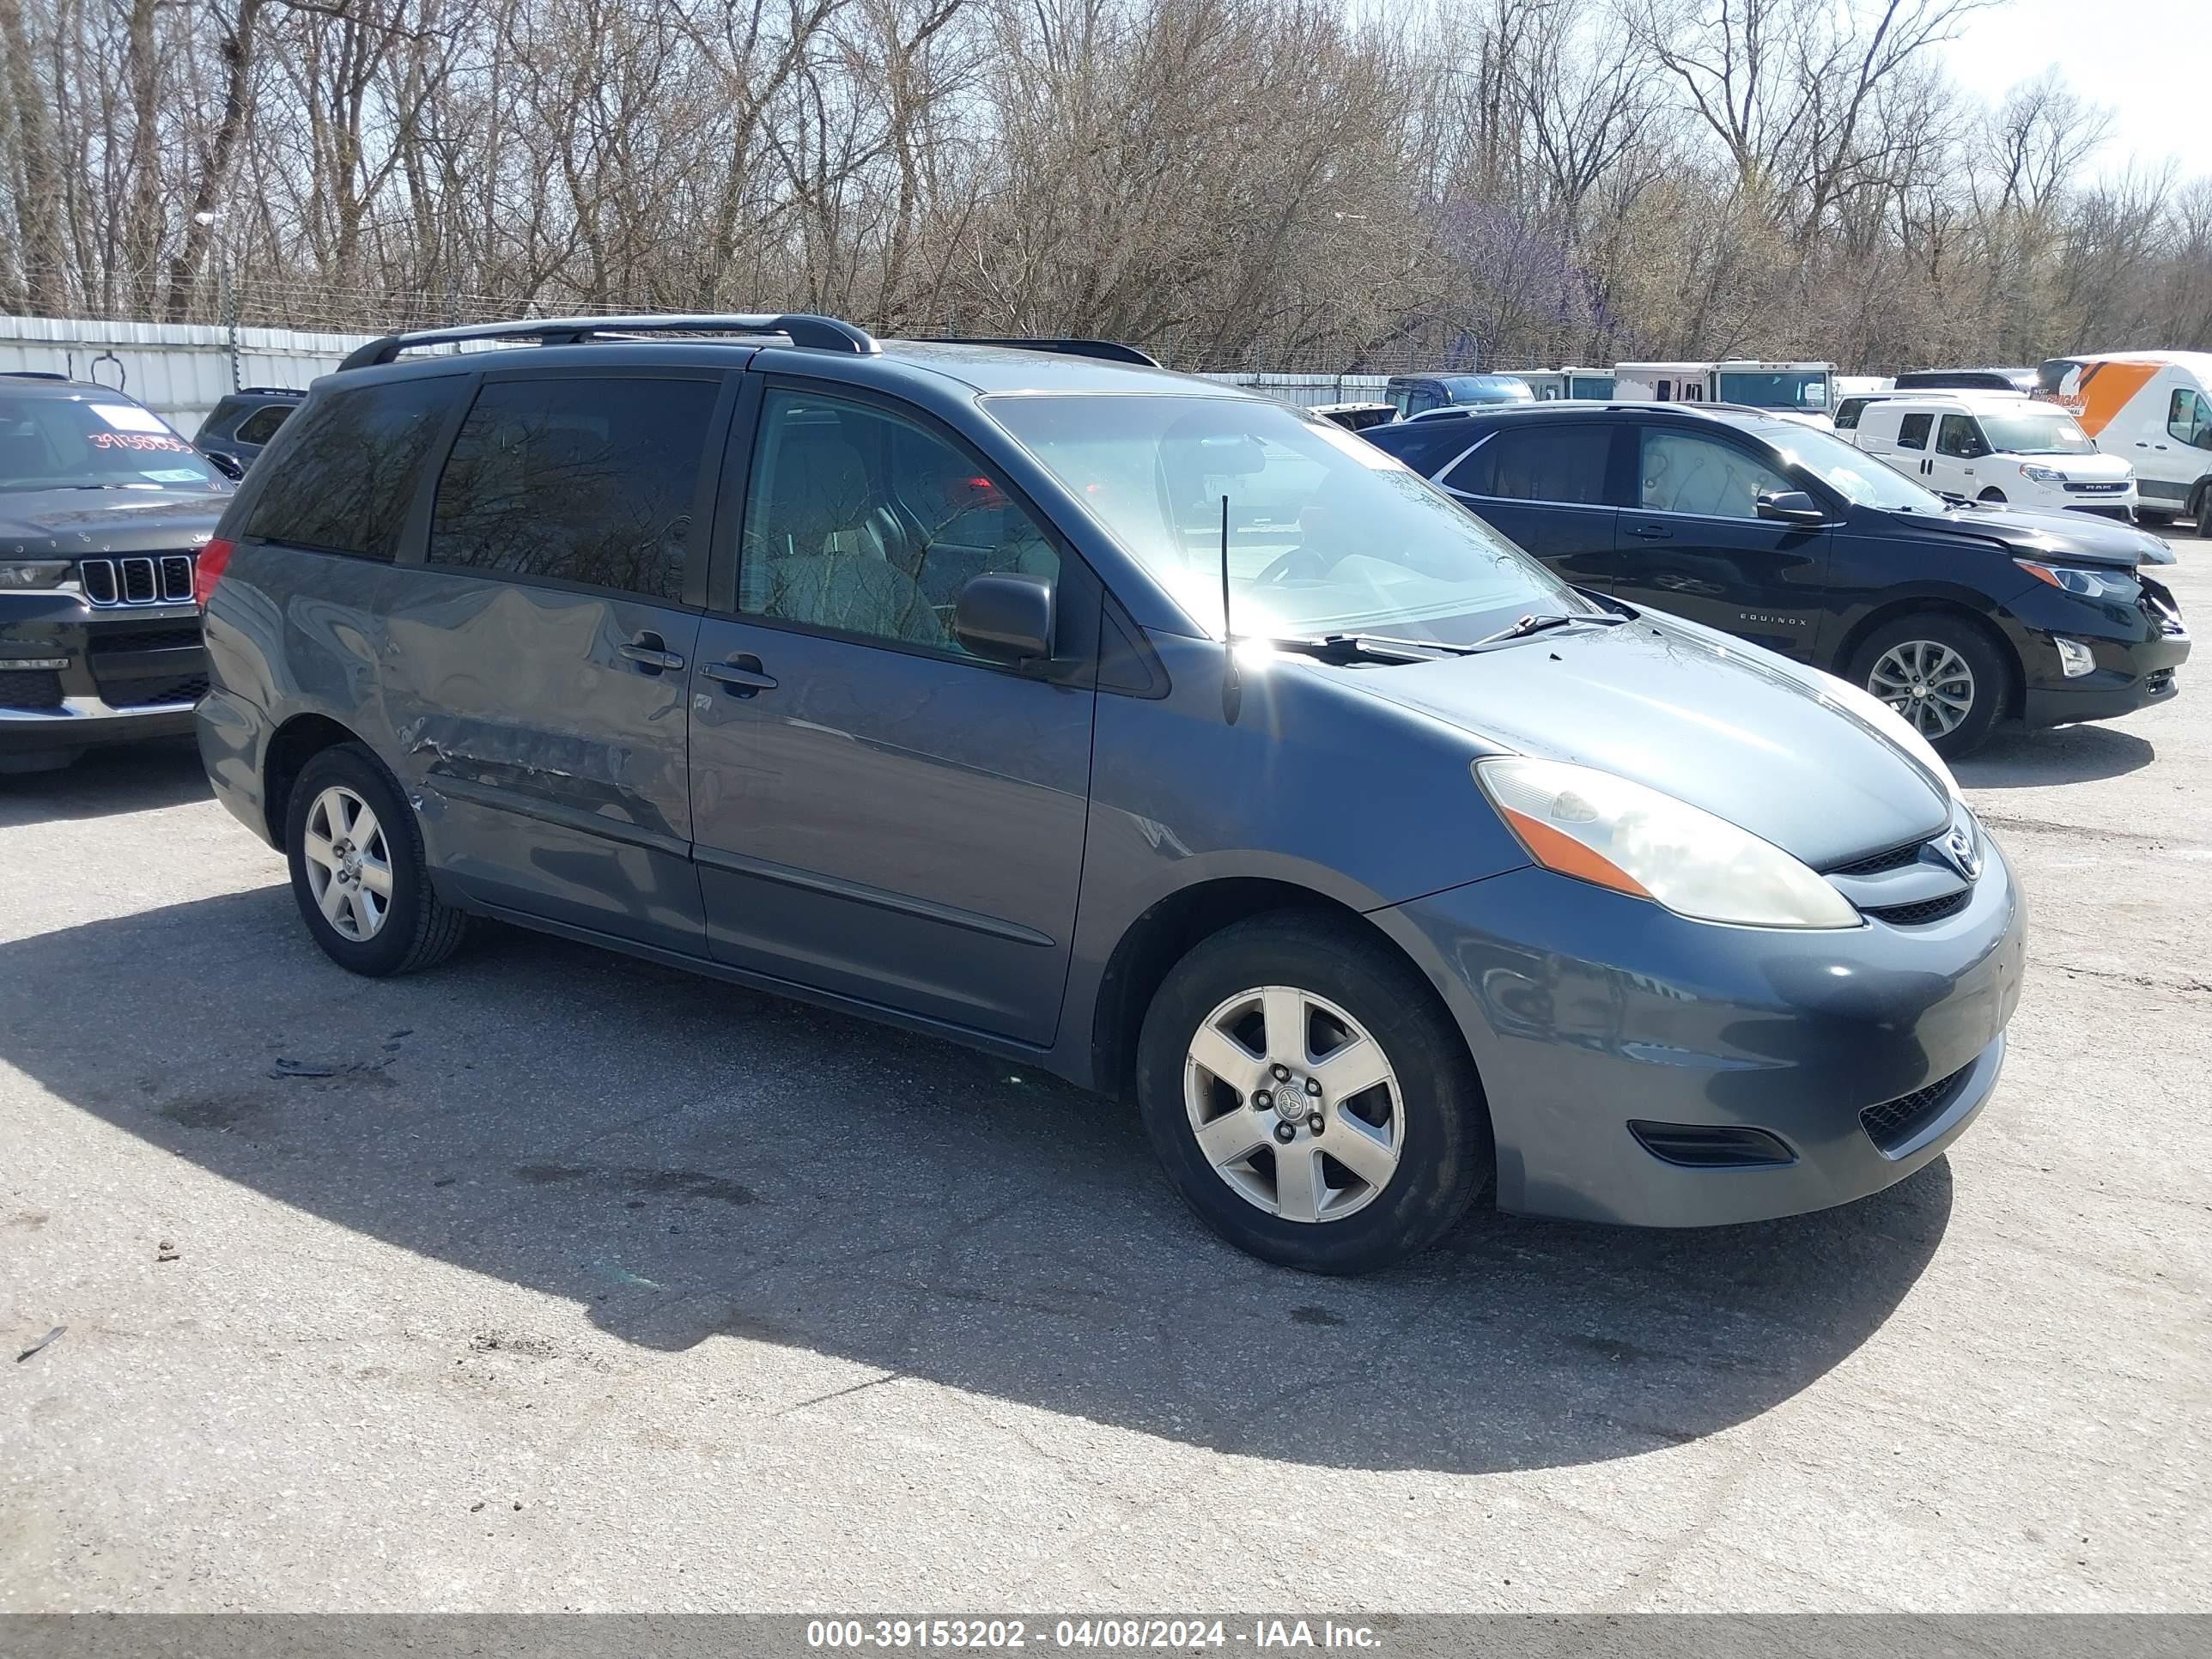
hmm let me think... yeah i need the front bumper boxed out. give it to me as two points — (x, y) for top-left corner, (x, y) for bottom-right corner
(2010, 579), (2188, 728)
(2, 592), (208, 763)
(1380, 837), (2026, 1227)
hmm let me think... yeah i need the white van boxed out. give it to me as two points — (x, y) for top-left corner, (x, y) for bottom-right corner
(1611, 360), (1834, 425)
(1506, 367), (1617, 401)
(2037, 352), (2212, 532)
(1851, 392), (2137, 520)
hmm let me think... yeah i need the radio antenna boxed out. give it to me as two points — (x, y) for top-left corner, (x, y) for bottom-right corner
(1217, 493), (1242, 724)
(1218, 494), (1233, 647)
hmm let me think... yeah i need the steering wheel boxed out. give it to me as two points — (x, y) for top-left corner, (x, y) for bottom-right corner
(1252, 544), (1344, 585)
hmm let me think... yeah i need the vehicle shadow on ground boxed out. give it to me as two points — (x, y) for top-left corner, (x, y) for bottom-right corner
(5, 885), (1954, 1475)
(0, 739), (208, 826)
(1954, 723), (2155, 788)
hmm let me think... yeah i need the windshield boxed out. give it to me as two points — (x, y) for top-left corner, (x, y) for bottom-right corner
(1440, 375), (1534, 404)
(1976, 409), (2096, 455)
(984, 394), (1592, 642)
(0, 395), (221, 492)
(1755, 421), (1950, 514)
(1717, 370), (1829, 411)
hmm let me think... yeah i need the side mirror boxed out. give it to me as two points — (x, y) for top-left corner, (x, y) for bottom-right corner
(953, 573), (1054, 665)
(1755, 489), (1825, 527)
(204, 450), (246, 482)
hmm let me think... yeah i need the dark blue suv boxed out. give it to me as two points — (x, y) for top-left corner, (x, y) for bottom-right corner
(198, 316), (2025, 1271)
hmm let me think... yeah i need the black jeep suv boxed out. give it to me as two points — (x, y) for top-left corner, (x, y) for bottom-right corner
(0, 372), (228, 773)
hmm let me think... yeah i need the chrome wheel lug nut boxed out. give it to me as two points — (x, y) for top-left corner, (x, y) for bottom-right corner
(1271, 1064), (1291, 1083)
(1273, 1121), (1297, 1146)
(1253, 1088), (1273, 1111)
(1304, 1077), (1322, 1097)
(1308, 1112), (1325, 1135)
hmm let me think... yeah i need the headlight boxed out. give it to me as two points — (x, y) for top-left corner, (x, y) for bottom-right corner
(0, 559), (73, 591)
(2016, 560), (2137, 599)
(2019, 464), (2066, 485)
(1473, 757), (1861, 930)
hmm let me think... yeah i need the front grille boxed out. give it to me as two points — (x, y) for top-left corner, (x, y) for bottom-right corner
(1830, 841), (1924, 877)
(0, 668), (64, 708)
(2063, 480), (2127, 494)
(100, 672), (206, 708)
(88, 625), (202, 657)
(1865, 890), (1971, 926)
(2067, 504), (2133, 520)
(1861, 1063), (1974, 1154)
(2145, 668), (2175, 696)
(78, 553), (195, 607)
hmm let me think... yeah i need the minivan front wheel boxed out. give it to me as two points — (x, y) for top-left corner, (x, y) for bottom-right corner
(285, 743), (468, 976)
(1134, 913), (1492, 1273)
(1850, 615), (2008, 758)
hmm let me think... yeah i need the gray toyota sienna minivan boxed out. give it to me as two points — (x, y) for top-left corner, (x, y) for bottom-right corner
(197, 315), (2026, 1273)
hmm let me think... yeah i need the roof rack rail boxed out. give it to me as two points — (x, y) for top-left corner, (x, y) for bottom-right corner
(235, 385), (307, 397)
(337, 313), (878, 372)
(919, 336), (1161, 368)
(2, 369), (70, 381)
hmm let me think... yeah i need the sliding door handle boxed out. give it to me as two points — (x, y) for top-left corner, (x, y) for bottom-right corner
(618, 634), (685, 673)
(1628, 523), (1674, 540)
(704, 656), (779, 695)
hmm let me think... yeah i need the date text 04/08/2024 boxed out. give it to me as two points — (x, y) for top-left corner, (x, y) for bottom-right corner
(805, 1620), (1385, 1650)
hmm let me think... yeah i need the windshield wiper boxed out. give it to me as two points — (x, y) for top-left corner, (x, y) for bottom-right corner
(1467, 611), (1627, 648)
(1261, 634), (1469, 665)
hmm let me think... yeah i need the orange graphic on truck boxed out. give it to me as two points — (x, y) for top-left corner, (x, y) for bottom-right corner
(2049, 359), (2160, 436)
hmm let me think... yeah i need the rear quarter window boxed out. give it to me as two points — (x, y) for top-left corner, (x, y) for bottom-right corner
(234, 404), (293, 446)
(243, 377), (462, 561)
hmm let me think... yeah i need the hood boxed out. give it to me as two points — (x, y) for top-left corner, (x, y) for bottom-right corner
(0, 487), (228, 558)
(1899, 501), (2172, 566)
(1347, 616), (1951, 872)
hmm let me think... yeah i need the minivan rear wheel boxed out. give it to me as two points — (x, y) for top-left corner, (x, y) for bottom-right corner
(1849, 614), (2008, 759)
(285, 743), (468, 976)
(1134, 912), (1492, 1273)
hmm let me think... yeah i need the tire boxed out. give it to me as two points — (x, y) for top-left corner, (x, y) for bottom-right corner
(1977, 487), (2006, 504)
(2195, 490), (2212, 539)
(1133, 911), (1492, 1273)
(1847, 612), (2010, 759)
(284, 742), (467, 976)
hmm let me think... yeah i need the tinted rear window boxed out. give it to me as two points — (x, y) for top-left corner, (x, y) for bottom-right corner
(244, 378), (460, 560)
(428, 375), (718, 602)
(1444, 425), (1611, 503)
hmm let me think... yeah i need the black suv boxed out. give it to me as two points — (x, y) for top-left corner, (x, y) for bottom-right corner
(1, 372), (228, 773)
(193, 386), (305, 476)
(1368, 403), (2188, 756)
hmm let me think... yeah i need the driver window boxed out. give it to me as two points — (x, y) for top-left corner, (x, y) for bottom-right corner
(1637, 429), (1791, 520)
(2170, 388), (2212, 451)
(1936, 415), (1984, 459)
(739, 390), (1057, 654)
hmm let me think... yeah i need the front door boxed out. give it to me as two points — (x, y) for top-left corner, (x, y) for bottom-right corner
(1612, 423), (1831, 660)
(1934, 413), (1990, 496)
(686, 383), (1096, 1047)
(385, 367), (732, 953)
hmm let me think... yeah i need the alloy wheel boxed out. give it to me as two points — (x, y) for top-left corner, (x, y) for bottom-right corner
(302, 784), (393, 941)
(1182, 985), (1404, 1224)
(1869, 640), (1976, 738)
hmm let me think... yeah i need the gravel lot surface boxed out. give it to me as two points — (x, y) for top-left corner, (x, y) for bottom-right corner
(3, 533), (2207, 1613)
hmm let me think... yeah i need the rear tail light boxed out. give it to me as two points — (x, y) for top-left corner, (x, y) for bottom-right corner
(194, 537), (234, 609)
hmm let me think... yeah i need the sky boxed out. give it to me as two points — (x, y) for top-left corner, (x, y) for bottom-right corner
(1939, 0), (2212, 183)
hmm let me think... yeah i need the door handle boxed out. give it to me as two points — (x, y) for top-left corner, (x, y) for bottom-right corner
(704, 654), (778, 695)
(1629, 523), (1674, 540)
(618, 634), (685, 673)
